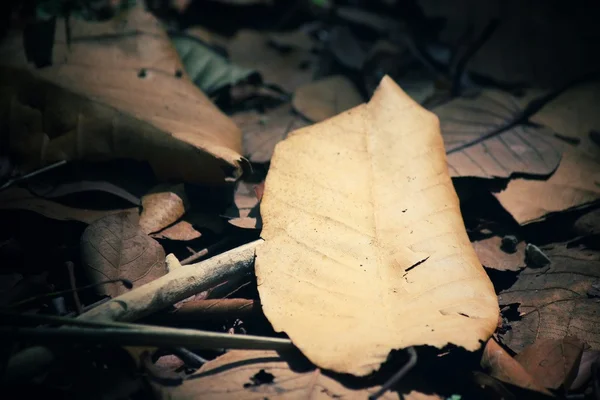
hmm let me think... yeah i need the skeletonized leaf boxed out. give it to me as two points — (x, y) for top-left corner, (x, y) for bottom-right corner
(150, 349), (441, 400)
(472, 236), (526, 272)
(292, 75), (364, 122)
(256, 76), (499, 376)
(514, 337), (585, 390)
(0, 6), (243, 184)
(498, 244), (600, 352)
(81, 212), (167, 297)
(140, 184), (189, 234)
(434, 90), (564, 178)
(0, 187), (137, 224)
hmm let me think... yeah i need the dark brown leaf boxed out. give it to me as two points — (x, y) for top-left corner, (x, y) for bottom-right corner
(140, 184), (189, 234)
(498, 244), (600, 353)
(472, 236), (526, 271)
(81, 212), (167, 297)
(514, 336), (585, 390)
(434, 90), (565, 179)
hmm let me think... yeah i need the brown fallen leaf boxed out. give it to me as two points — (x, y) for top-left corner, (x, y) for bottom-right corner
(81, 212), (167, 297)
(256, 76), (499, 376)
(433, 90), (565, 179)
(228, 30), (316, 93)
(498, 244), (600, 353)
(225, 180), (263, 229)
(292, 75), (364, 122)
(0, 187), (137, 224)
(150, 220), (201, 241)
(472, 236), (526, 272)
(150, 349), (440, 400)
(0, 5), (243, 184)
(514, 336), (585, 390)
(494, 150), (600, 224)
(140, 184), (189, 234)
(234, 103), (311, 163)
(481, 338), (550, 395)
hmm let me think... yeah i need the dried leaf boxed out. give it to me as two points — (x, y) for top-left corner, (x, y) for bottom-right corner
(494, 150), (600, 224)
(234, 104), (310, 163)
(256, 76), (499, 376)
(498, 244), (600, 353)
(140, 184), (189, 234)
(228, 30), (316, 93)
(0, 187), (136, 224)
(571, 349), (600, 390)
(81, 212), (167, 297)
(150, 349), (436, 400)
(514, 337), (585, 390)
(0, 6), (243, 184)
(224, 181), (263, 229)
(472, 236), (526, 272)
(292, 75), (364, 122)
(434, 90), (564, 179)
(481, 338), (550, 394)
(151, 221), (201, 241)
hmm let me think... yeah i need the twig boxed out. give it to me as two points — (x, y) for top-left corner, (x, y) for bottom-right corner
(369, 347), (418, 400)
(181, 237), (234, 265)
(65, 261), (83, 315)
(149, 299), (258, 324)
(0, 160), (67, 192)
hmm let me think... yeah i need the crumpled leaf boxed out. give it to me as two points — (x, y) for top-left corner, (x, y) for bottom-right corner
(171, 31), (259, 95)
(481, 338), (550, 395)
(139, 184), (189, 234)
(514, 337), (585, 390)
(255, 76), (499, 376)
(0, 187), (137, 224)
(228, 30), (316, 93)
(472, 236), (526, 272)
(433, 90), (564, 179)
(150, 349), (441, 400)
(0, 5), (243, 184)
(498, 244), (600, 353)
(81, 212), (167, 297)
(292, 75), (364, 122)
(234, 104), (310, 163)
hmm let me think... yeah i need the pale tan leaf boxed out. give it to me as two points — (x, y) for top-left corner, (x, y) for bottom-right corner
(292, 75), (364, 122)
(434, 90), (564, 179)
(514, 337), (585, 390)
(0, 187), (136, 224)
(235, 104), (310, 163)
(498, 244), (600, 353)
(494, 150), (600, 224)
(472, 236), (526, 272)
(151, 349), (441, 400)
(0, 6), (243, 184)
(255, 76), (499, 376)
(151, 220), (201, 241)
(140, 184), (189, 234)
(81, 212), (167, 297)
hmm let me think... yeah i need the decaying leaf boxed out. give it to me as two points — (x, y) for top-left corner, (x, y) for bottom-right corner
(433, 90), (564, 179)
(0, 187), (137, 224)
(234, 104), (311, 163)
(228, 30), (316, 93)
(0, 5), (243, 184)
(256, 76), (499, 376)
(498, 244), (600, 353)
(514, 336), (585, 390)
(472, 236), (526, 272)
(81, 212), (167, 297)
(481, 338), (550, 395)
(494, 150), (600, 224)
(292, 75), (364, 122)
(140, 184), (189, 234)
(150, 349), (435, 400)
(151, 220), (201, 241)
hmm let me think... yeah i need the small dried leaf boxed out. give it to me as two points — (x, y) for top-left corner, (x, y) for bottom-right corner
(224, 181), (263, 230)
(514, 337), (585, 390)
(498, 244), (600, 352)
(434, 90), (564, 179)
(292, 75), (364, 122)
(81, 212), (167, 297)
(140, 184), (189, 234)
(472, 236), (526, 271)
(151, 221), (201, 241)
(256, 76), (499, 376)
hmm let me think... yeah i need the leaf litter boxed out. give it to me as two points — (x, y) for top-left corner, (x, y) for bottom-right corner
(3, 1), (600, 399)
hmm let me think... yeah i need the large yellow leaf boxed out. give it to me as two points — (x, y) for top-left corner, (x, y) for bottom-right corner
(255, 76), (499, 376)
(0, 6), (243, 184)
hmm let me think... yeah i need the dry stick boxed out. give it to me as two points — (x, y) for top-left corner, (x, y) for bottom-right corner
(148, 299), (259, 324)
(180, 237), (234, 266)
(65, 261), (83, 315)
